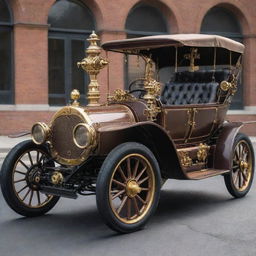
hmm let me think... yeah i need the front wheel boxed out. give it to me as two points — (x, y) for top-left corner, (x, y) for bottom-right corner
(96, 142), (161, 233)
(1, 140), (59, 217)
(224, 133), (254, 198)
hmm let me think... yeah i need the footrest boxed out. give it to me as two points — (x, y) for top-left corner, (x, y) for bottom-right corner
(187, 169), (229, 180)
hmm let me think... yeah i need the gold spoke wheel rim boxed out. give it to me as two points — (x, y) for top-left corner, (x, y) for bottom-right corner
(232, 140), (252, 192)
(12, 149), (53, 208)
(109, 153), (155, 224)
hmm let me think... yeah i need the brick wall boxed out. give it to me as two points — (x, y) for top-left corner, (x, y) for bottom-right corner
(1, 0), (256, 135)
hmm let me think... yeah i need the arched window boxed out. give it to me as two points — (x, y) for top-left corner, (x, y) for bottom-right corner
(201, 7), (243, 109)
(48, 0), (95, 105)
(0, 0), (13, 104)
(125, 3), (168, 87)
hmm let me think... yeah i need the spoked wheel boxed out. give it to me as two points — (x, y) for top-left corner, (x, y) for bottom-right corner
(224, 133), (254, 198)
(1, 140), (59, 217)
(96, 142), (161, 233)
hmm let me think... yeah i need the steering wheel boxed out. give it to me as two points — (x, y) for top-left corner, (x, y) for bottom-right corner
(128, 78), (146, 98)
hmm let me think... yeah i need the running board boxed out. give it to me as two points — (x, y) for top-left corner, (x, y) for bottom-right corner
(40, 185), (78, 199)
(187, 169), (230, 180)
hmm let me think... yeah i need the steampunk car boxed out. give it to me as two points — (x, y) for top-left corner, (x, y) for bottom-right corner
(1, 32), (255, 233)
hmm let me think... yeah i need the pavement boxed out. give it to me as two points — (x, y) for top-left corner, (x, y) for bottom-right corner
(1, 136), (256, 256)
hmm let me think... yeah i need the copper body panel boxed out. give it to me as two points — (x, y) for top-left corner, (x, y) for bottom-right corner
(159, 103), (228, 144)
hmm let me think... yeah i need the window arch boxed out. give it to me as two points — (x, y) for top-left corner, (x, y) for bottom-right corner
(48, 0), (95, 105)
(201, 7), (243, 109)
(125, 3), (168, 87)
(0, 0), (13, 104)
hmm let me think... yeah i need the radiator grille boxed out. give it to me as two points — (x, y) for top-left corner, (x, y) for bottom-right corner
(51, 115), (84, 160)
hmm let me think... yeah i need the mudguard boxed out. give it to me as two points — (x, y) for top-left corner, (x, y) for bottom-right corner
(213, 121), (250, 170)
(97, 121), (185, 179)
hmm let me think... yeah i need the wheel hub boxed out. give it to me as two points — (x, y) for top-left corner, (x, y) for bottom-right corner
(126, 180), (141, 198)
(27, 166), (41, 189)
(239, 160), (248, 170)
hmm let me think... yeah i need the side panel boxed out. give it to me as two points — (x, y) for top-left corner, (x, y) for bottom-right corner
(96, 122), (186, 179)
(213, 122), (243, 170)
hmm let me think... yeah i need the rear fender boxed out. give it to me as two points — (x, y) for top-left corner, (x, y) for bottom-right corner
(213, 122), (244, 170)
(97, 122), (185, 179)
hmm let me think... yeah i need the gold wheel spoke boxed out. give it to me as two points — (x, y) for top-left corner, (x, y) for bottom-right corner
(241, 170), (248, 182)
(19, 160), (29, 170)
(14, 178), (26, 184)
(118, 166), (127, 181)
(127, 158), (131, 178)
(233, 171), (239, 186)
(127, 198), (131, 219)
(22, 188), (31, 201)
(27, 152), (33, 166)
(29, 190), (34, 206)
(138, 176), (149, 185)
(135, 194), (147, 205)
(117, 195), (128, 214)
(36, 191), (41, 206)
(135, 166), (147, 181)
(17, 185), (28, 194)
(112, 179), (126, 188)
(235, 148), (240, 160)
(112, 189), (125, 200)
(140, 187), (149, 191)
(238, 171), (243, 188)
(132, 197), (140, 216)
(133, 159), (140, 178)
(15, 170), (26, 175)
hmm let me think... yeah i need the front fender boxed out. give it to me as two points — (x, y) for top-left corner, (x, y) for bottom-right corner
(96, 122), (185, 179)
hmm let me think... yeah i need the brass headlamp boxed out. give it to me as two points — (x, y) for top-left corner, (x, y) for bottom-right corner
(31, 122), (50, 145)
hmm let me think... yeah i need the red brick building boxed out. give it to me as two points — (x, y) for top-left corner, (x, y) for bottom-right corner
(1, 0), (256, 135)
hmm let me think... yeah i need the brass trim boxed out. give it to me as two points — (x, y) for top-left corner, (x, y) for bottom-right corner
(142, 56), (161, 121)
(77, 31), (108, 106)
(49, 106), (97, 166)
(70, 89), (80, 107)
(178, 151), (192, 167)
(197, 143), (210, 162)
(108, 89), (136, 103)
(184, 48), (200, 72)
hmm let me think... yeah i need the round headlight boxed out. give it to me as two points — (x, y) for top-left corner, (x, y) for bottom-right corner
(31, 122), (50, 145)
(73, 123), (93, 149)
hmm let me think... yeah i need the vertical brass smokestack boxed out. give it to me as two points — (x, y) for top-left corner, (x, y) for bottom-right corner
(77, 31), (108, 106)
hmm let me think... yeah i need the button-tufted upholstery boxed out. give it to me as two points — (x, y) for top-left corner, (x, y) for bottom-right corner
(161, 70), (230, 105)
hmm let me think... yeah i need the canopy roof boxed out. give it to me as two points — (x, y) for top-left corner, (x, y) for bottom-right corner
(102, 34), (244, 54)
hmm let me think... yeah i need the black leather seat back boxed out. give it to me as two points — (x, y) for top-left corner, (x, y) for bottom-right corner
(161, 70), (229, 105)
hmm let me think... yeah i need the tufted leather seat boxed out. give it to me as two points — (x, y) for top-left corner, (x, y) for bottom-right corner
(161, 70), (230, 105)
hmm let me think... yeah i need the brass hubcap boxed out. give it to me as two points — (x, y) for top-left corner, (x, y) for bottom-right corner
(109, 153), (155, 224)
(12, 149), (53, 208)
(126, 180), (142, 198)
(232, 140), (252, 192)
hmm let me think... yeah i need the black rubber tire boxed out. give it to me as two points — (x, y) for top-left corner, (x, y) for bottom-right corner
(96, 142), (161, 233)
(224, 133), (255, 198)
(1, 140), (59, 217)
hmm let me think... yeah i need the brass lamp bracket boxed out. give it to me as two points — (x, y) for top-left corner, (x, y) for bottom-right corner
(77, 31), (108, 106)
(142, 56), (161, 121)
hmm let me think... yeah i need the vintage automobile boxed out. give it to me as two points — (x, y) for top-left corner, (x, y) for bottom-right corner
(1, 32), (255, 233)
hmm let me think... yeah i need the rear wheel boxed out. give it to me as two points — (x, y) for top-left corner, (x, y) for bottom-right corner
(224, 133), (254, 198)
(96, 142), (161, 233)
(1, 140), (59, 217)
